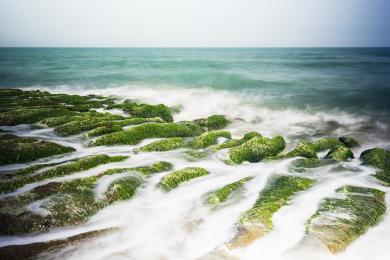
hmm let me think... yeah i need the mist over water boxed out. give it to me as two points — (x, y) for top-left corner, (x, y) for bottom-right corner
(1, 48), (390, 259)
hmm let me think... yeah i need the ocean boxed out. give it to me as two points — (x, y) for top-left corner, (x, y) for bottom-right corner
(0, 48), (390, 260)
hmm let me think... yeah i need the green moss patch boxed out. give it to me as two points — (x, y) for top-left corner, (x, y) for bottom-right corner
(159, 167), (209, 191)
(139, 137), (187, 152)
(228, 136), (286, 164)
(0, 161), (171, 235)
(0, 134), (75, 166)
(325, 146), (354, 161)
(360, 148), (390, 185)
(109, 102), (173, 122)
(193, 115), (229, 130)
(304, 186), (386, 253)
(0, 108), (77, 126)
(213, 131), (261, 151)
(228, 176), (314, 248)
(207, 177), (253, 205)
(191, 131), (231, 149)
(0, 154), (128, 194)
(94, 123), (204, 146)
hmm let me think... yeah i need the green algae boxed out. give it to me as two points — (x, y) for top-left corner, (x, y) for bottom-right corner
(87, 124), (124, 137)
(339, 136), (360, 148)
(159, 167), (209, 191)
(183, 150), (210, 161)
(191, 131), (231, 149)
(285, 142), (318, 159)
(212, 131), (261, 151)
(305, 186), (386, 253)
(94, 122), (203, 146)
(0, 134), (75, 166)
(360, 148), (390, 185)
(207, 177), (253, 205)
(0, 155), (128, 194)
(109, 102), (173, 122)
(193, 115), (229, 130)
(228, 175), (314, 248)
(0, 161), (171, 235)
(0, 108), (77, 126)
(228, 135), (286, 164)
(139, 137), (187, 152)
(325, 146), (354, 161)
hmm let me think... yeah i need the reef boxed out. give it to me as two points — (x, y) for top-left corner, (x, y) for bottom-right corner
(228, 136), (286, 164)
(207, 177), (253, 205)
(360, 148), (390, 184)
(159, 167), (209, 191)
(0, 134), (75, 165)
(304, 186), (386, 253)
(228, 176), (315, 248)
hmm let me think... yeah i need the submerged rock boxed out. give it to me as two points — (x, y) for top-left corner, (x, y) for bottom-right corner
(212, 131), (261, 151)
(228, 135), (286, 164)
(0, 134), (75, 166)
(303, 186), (386, 253)
(159, 167), (209, 191)
(228, 176), (314, 248)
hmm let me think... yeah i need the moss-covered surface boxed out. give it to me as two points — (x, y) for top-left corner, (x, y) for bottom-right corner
(87, 124), (124, 137)
(0, 161), (172, 235)
(360, 148), (390, 185)
(339, 136), (360, 148)
(290, 158), (334, 172)
(212, 131), (262, 151)
(139, 137), (187, 152)
(0, 89), (114, 126)
(94, 122), (204, 146)
(228, 176), (314, 248)
(193, 115), (229, 130)
(285, 142), (318, 159)
(207, 177), (253, 205)
(0, 155), (128, 194)
(304, 186), (386, 253)
(228, 136), (286, 164)
(0, 134), (75, 166)
(191, 131), (231, 149)
(159, 167), (209, 191)
(108, 102), (173, 122)
(325, 146), (354, 161)
(183, 150), (210, 161)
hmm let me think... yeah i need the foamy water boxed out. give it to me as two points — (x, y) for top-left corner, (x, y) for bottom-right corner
(1, 85), (390, 260)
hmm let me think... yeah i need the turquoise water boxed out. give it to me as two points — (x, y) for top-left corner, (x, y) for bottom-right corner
(1, 48), (390, 117)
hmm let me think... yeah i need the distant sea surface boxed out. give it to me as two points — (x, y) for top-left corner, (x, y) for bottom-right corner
(0, 47), (390, 120)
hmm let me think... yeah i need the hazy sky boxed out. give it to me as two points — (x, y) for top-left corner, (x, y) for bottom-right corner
(0, 0), (389, 47)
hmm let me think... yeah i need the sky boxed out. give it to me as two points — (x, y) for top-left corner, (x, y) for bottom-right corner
(0, 0), (389, 47)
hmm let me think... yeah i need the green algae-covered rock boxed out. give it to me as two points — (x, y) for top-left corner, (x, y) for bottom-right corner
(304, 186), (386, 253)
(0, 154), (128, 194)
(109, 102), (173, 122)
(286, 142), (318, 159)
(87, 124), (124, 137)
(193, 115), (229, 130)
(0, 134), (75, 166)
(183, 150), (210, 161)
(0, 161), (171, 235)
(94, 122), (204, 146)
(325, 146), (354, 161)
(290, 158), (335, 172)
(159, 167), (209, 191)
(228, 136), (286, 164)
(228, 176), (314, 248)
(191, 130), (231, 149)
(313, 137), (345, 152)
(139, 137), (187, 152)
(339, 136), (360, 148)
(360, 148), (390, 170)
(207, 177), (253, 205)
(0, 108), (77, 126)
(212, 131), (261, 151)
(360, 148), (390, 184)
